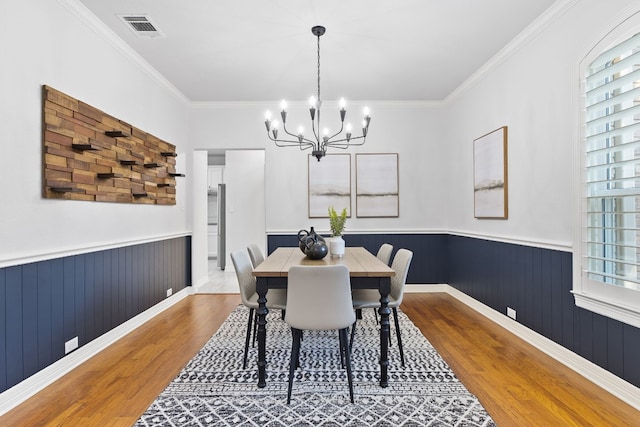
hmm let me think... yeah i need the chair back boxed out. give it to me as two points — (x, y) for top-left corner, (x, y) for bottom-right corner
(247, 244), (265, 268)
(376, 243), (394, 266)
(390, 249), (413, 305)
(230, 250), (256, 307)
(285, 265), (355, 331)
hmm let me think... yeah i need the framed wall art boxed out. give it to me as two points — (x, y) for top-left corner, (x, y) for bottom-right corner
(308, 153), (351, 218)
(356, 153), (399, 217)
(473, 126), (508, 219)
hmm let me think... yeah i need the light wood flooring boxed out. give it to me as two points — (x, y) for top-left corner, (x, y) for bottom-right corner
(1, 293), (638, 426)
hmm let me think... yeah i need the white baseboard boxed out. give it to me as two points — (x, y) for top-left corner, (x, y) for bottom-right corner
(437, 284), (640, 411)
(193, 274), (211, 289)
(0, 287), (192, 416)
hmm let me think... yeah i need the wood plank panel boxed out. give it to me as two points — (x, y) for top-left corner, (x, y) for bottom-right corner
(50, 259), (65, 362)
(37, 262), (53, 370)
(73, 255), (86, 350)
(5, 266), (23, 389)
(22, 264), (39, 378)
(63, 257), (76, 349)
(42, 86), (179, 204)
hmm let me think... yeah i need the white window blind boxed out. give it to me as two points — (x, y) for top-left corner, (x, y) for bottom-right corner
(584, 32), (640, 292)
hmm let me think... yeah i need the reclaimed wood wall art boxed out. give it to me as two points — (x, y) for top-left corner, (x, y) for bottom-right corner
(42, 85), (183, 205)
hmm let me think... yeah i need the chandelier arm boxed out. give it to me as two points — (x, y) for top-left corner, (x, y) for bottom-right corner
(275, 140), (314, 149)
(281, 122), (314, 144)
(325, 135), (367, 147)
(326, 121), (345, 141)
(268, 134), (315, 149)
(310, 115), (321, 146)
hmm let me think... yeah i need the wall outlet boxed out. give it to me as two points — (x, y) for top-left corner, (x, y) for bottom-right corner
(166, 288), (173, 297)
(507, 307), (517, 320)
(65, 336), (78, 354)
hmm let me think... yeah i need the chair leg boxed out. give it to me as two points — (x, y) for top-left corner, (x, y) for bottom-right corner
(392, 308), (405, 367)
(287, 328), (302, 404)
(243, 308), (254, 369)
(340, 328), (355, 403)
(349, 321), (357, 353)
(339, 331), (345, 369)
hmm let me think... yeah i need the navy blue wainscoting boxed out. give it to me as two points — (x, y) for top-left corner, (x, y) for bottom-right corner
(268, 232), (640, 388)
(447, 235), (640, 389)
(0, 236), (191, 394)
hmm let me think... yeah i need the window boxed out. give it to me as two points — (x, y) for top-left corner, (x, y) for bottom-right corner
(575, 16), (640, 328)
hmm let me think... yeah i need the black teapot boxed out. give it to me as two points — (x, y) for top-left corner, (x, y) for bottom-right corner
(297, 227), (328, 260)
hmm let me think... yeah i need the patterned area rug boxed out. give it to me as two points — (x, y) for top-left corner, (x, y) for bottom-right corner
(136, 306), (496, 426)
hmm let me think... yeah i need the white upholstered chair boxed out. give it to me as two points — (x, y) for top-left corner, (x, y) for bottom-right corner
(247, 243), (265, 268)
(376, 243), (394, 266)
(285, 265), (356, 404)
(351, 248), (413, 367)
(231, 249), (287, 369)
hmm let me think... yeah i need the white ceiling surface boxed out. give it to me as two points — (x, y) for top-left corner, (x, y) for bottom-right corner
(78, 0), (557, 103)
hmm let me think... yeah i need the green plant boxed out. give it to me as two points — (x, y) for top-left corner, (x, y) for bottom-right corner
(328, 206), (347, 236)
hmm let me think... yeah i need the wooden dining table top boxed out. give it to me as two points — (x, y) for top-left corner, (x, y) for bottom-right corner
(252, 247), (395, 278)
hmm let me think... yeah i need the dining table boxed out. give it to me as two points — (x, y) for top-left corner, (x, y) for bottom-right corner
(252, 246), (395, 388)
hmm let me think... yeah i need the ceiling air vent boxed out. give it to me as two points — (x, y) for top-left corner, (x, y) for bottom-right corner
(117, 15), (165, 38)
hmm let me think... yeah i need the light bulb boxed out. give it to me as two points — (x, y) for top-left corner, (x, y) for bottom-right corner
(280, 100), (287, 111)
(323, 128), (330, 136)
(363, 106), (371, 117)
(346, 123), (352, 132)
(265, 110), (272, 120)
(272, 120), (279, 129)
(298, 126), (304, 134)
(309, 96), (317, 108)
(339, 98), (346, 109)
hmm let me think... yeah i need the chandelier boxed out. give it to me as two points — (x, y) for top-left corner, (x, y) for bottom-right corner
(264, 26), (371, 161)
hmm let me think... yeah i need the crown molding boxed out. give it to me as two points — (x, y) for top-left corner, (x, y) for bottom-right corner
(190, 99), (443, 110)
(57, 0), (190, 106)
(445, 0), (579, 104)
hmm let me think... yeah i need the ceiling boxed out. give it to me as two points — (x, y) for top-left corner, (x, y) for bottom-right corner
(78, 0), (557, 103)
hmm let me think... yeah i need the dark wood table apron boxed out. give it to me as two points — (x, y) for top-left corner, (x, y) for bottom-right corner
(253, 247), (394, 388)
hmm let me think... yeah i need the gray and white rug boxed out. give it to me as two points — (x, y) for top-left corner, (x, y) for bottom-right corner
(136, 306), (496, 426)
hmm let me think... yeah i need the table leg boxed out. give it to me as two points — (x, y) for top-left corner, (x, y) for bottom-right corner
(378, 278), (391, 387)
(256, 278), (268, 388)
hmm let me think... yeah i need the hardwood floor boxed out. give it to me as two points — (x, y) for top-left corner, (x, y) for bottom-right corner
(1, 292), (638, 426)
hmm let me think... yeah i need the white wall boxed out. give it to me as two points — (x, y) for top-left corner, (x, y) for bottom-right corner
(225, 150), (266, 268)
(0, 0), (191, 267)
(6, 0), (630, 269)
(192, 151), (209, 286)
(190, 102), (448, 237)
(443, 0), (640, 249)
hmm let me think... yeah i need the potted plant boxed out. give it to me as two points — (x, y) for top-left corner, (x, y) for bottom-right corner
(328, 206), (347, 257)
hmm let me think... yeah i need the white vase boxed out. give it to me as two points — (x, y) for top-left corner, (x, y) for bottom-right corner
(329, 236), (345, 258)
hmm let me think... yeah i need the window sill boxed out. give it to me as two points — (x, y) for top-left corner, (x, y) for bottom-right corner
(573, 291), (640, 329)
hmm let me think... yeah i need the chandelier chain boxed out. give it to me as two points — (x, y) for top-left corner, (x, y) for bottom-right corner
(317, 34), (321, 101)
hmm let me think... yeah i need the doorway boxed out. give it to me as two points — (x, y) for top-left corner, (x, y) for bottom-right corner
(192, 149), (266, 293)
